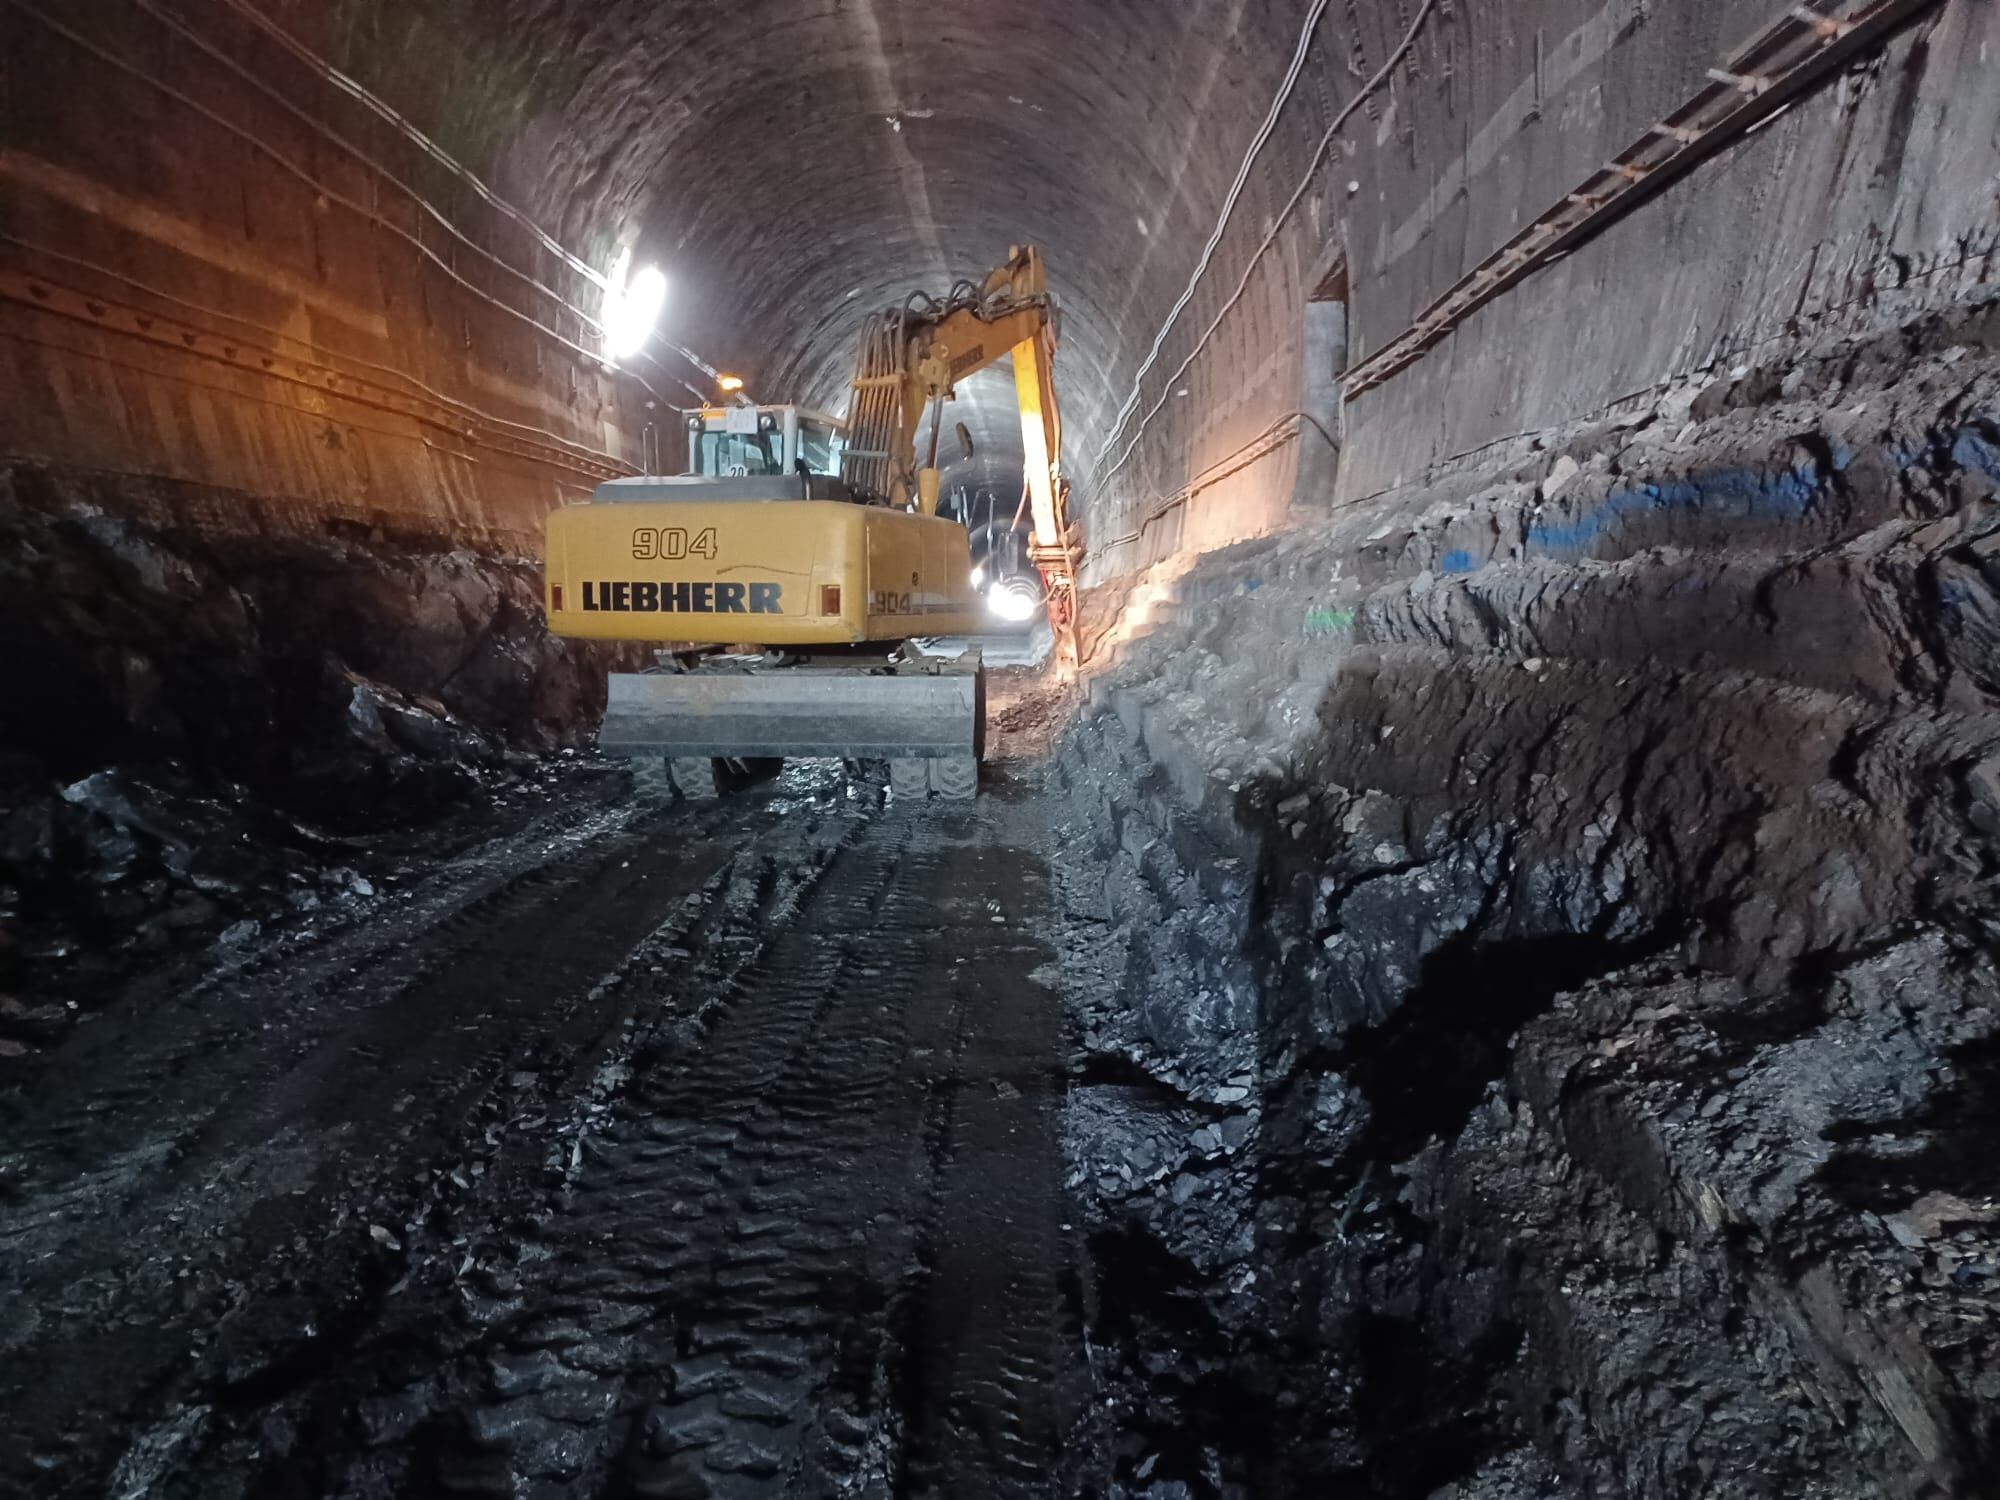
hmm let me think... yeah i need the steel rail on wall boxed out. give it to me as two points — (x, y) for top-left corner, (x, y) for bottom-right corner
(197, 0), (724, 393)
(1, 255), (633, 483)
(1341, 0), (1950, 400)
(1083, 0), (1947, 575)
(4, 0), (710, 435)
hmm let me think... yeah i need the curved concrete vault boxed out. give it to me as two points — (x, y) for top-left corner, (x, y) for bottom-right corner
(8, 0), (1993, 567)
(320, 0), (1364, 530)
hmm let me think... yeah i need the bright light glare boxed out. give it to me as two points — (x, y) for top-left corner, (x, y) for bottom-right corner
(602, 251), (667, 361)
(968, 564), (985, 589)
(986, 581), (1039, 623)
(718, 374), (745, 393)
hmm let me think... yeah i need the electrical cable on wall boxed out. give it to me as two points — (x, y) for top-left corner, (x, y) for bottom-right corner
(1093, 0), (1332, 462)
(178, 0), (722, 397)
(1092, 0), (1438, 502)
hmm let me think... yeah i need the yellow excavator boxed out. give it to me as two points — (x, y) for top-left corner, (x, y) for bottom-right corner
(543, 245), (1081, 798)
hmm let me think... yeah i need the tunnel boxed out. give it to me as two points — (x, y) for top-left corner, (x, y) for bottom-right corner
(4, 0), (2000, 1494)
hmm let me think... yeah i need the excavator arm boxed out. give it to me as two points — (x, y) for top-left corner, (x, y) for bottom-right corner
(1005, 316), (1077, 609)
(842, 246), (1083, 659)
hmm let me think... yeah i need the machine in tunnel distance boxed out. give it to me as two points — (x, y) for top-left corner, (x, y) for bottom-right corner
(543, 246), (1080, 799)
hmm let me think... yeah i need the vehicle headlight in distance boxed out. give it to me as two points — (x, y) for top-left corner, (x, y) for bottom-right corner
(986, 580), (1040, 623)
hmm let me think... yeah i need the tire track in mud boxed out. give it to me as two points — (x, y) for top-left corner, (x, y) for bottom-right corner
(893, 910), (1080, 1500)
(0, 773), (867, 1496)
(429, 819), (944, 1499)
(2, 782), (672, 1198)
(151, 785), (1087, 1499)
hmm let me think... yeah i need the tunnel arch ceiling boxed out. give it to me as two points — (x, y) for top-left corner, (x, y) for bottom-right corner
(296, 0), (1365, 546)
(13, 0), (1982, 590)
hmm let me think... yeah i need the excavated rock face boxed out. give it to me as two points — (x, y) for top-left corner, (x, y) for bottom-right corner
(0, 468), (624, 805)
(1053, 297), (2000, 1495)
(0, 463), (635, 1028)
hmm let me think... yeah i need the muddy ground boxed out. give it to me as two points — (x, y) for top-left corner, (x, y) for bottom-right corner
(0, 749), (1107, 1499)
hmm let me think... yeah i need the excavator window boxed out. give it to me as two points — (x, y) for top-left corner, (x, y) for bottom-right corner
(694, 429), (783, 476)
(796, 422), (842, 476)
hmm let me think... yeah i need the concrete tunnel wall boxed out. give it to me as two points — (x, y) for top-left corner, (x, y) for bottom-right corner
(1, 0), (1994, 678)
(2, 0), (658, 555)
(1338, 0), (2000, 499)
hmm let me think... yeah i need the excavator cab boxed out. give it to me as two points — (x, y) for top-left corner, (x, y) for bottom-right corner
(684, 405), (844, 479)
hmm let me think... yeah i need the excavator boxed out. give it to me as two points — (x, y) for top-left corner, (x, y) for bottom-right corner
(542, 245), (1081, 799)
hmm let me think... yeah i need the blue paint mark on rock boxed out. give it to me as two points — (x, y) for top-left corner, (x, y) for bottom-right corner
(1951, 428), (2000, 481)
(1417, 427), (1988, 582)
(1526, 463), (1821, 555)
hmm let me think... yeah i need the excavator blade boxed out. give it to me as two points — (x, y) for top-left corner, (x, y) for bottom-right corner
(598, 650), (985, 771)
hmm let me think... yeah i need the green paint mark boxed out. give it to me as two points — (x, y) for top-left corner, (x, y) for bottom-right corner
(1303, 607), (1354, 638)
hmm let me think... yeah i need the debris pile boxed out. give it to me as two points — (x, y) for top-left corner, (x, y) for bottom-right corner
(0, 464), (634, 1039)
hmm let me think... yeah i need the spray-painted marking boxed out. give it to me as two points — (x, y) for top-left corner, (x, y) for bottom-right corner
(1437, 457), (1844, 576)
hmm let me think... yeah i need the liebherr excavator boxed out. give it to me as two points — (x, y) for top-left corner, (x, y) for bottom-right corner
(542, 245), (1081, 799)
